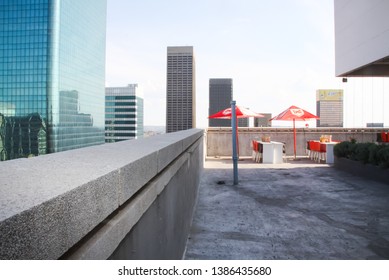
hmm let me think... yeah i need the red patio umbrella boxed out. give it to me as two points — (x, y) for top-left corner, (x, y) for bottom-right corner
(209, 105), (264, 156)
(208, 105), (265, 119)
(270, 105), (319, 158)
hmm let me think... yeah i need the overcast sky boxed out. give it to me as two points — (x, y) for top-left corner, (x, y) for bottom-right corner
(105, 0), (389, 128)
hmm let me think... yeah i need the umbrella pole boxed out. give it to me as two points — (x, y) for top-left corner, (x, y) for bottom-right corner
(231, 101), (238, 185)
(293, 118), (296, 159)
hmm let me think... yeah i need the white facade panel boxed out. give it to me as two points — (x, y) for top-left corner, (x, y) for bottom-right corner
(334, 0), (389, 76)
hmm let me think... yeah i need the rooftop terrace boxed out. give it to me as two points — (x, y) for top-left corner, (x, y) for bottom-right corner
(184, 157), (389, 260)
(1, 129), (388, 260)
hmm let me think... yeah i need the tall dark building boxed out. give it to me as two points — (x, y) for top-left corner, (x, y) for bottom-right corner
(0, 0), (107, 161)
(166, 46), (195, 133)
(209, 79), (233, 127)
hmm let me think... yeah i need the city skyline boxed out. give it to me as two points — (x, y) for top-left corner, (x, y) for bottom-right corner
(106, 0), (389, 129)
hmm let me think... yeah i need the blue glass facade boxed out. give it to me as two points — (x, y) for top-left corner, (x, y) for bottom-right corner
(0, 0), (106, 160)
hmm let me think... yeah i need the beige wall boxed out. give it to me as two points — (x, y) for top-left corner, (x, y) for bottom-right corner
(206, 127), (381, 157)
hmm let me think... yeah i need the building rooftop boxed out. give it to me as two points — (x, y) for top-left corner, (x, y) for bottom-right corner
(184, 157), (389, 260)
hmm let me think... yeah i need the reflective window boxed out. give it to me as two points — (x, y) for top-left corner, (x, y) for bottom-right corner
(0, 0), (107, 160)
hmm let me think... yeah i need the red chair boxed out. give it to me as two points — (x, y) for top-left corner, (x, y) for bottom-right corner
(309, 141), (321, 162)
(257, 142), (263, 163)
(252, 140), (262, 162)
(381, 132), (388, 142)
(306, 141), (311, 156)
(252, 140), (257, 161)
(319, 143), (327, 162)
(307, 141), (315, 160)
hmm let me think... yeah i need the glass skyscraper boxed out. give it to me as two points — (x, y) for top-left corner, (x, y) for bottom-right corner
(0, 0), (107, 161)
(105, 84), (144, 143)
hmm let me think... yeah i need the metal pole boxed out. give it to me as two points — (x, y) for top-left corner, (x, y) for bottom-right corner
(293, 118), (297, 159)
(231, 101), (238, 185)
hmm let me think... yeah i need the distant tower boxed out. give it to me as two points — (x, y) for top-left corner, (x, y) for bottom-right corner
(238, 118), (249, 127)
(209, 79), (233, 127)
(316, 89), (344, 127)
(254, 114), (272, 127)
(105, 84), (144, 142)
(166, 46), (196, 133)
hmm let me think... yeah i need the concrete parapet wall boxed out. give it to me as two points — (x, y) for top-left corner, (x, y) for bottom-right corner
(0, 129), (204, 260)
(108, 138), (202, 260)
(207, 127), (382, 157)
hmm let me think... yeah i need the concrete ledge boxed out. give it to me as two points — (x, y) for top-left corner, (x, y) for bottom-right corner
(109, 137), (203, 260)
(65, 144), (195, 259)
(0, 129), (203, 259)
(333, 157), (389, 185)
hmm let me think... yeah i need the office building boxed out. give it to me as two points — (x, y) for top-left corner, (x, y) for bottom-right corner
(316, 89), (344, 127)
(254, 114), (272, 127)
(334, 0), (389, 77)
(105, 84), (143, 142)
(238, 118), (249, 127)
(209, 79), (233, 127)
(366, 123), (384, 128)
(0, 0), (107, 161)
(166, 46), (195, 133)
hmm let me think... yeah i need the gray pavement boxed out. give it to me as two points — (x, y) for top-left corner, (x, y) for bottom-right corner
(184, 157), (389, 260)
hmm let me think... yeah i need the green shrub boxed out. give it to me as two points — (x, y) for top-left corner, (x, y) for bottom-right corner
(354, 143), (375, 164)
(376, 146), (389, 168)
(368, 144), (386, 165)
(334, 141), (356, 159)
(335, 141), (389, 168)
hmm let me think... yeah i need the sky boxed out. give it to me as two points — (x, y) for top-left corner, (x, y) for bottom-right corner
(105, 0), (389, 128)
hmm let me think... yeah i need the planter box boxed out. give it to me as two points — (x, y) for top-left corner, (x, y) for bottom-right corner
(334, 157), (389, 185)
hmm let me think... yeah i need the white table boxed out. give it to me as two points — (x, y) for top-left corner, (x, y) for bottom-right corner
(258, 141), (284, 164)
(323, 142), (337, 164)
(310, 141), (338, 164)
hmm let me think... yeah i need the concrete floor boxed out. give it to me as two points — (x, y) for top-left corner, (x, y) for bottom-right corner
(184, 157), (389, 260)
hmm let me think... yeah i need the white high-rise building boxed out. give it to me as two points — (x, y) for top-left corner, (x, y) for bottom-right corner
(105, 84), (144, 142)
